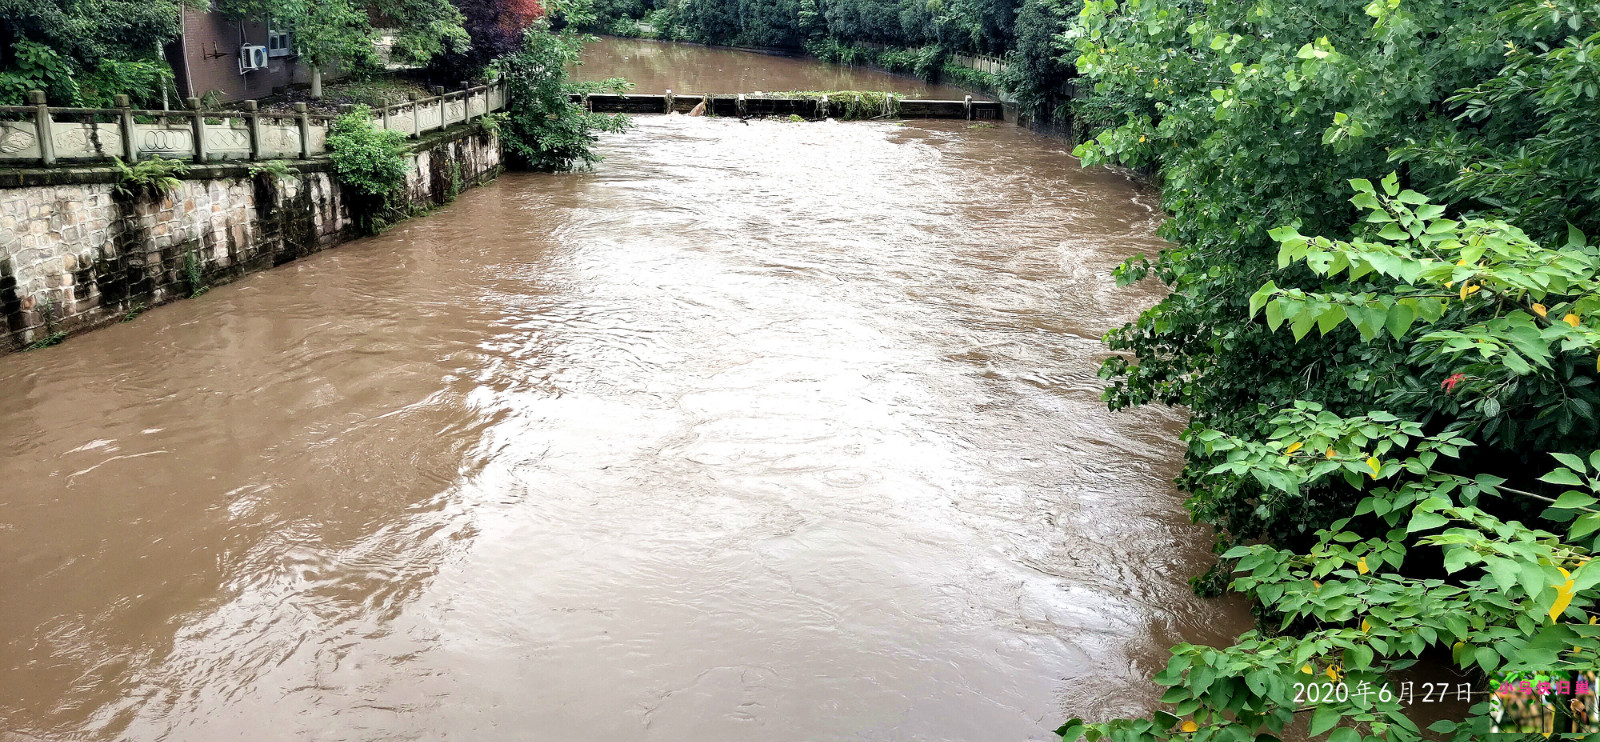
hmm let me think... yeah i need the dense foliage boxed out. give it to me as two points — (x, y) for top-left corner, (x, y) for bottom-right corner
(580, 0), (1039, 90)
(492, 19), (631, 171)
(428, 0), (546, 78)
(215, 0), (470, 80)
(326, 105), (412, 232)
(1056, 0), (1600, 735)
(0, 0), (180, 105)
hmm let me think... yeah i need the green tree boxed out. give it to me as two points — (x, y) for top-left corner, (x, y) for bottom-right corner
(492, 21), (630, 171)
(326, 104), (411, 232)
(215, 0), (469, 97)
(385, 0), (472, 66)
(1069, 0), (1600, 549)
(1065, 180), (1600, 742)
(0, 0), (181, 105)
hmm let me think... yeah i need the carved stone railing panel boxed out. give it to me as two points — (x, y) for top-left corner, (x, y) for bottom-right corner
(308, 123), (327, 155)
(133, 123), (195, 160)
(53, 122), (123, 160)
(418, 103), (443, 132)
(0, 120), (42, 161)
(204, 122), (252, 158)
(258, 123), (301, 159)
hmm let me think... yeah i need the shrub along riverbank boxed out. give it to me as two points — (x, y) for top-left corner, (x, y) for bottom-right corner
(590, 0), (1600, 737)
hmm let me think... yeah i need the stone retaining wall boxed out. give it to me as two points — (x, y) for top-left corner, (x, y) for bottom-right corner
(0, 123), (500, 352)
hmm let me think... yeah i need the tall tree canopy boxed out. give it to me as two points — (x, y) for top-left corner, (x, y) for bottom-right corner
(0, 0), (181, 105)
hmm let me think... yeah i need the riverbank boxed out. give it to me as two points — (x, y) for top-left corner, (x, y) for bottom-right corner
(0, 122), (500, 353)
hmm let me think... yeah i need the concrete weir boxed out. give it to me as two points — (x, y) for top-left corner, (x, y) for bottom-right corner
(570, 92), (1005, 120)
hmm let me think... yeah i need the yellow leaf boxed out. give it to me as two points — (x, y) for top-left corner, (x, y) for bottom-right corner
(1533, 303), (1548, 318)
(1357, 556), (1369, 574)
(1326, 448), (1336, 459)
(1312, 580), (1322, 588)
(1301, 663), (1314, 675)
(1181, 720), (1198, 733)
(1460, 283), (1470, 300)
(1446, 281), (1454, 289)
(1326, 665), (1342, 681)
(1361, 619), (1370, 632)
(1551, 568), (1575, 621)
(1566, 313), (1582, 327)
(1366, 456), (1381, 478)
(1466, 284), (1481, 295)
(1456, 258), (1468, 266)
(1285, 441), (1304, 454)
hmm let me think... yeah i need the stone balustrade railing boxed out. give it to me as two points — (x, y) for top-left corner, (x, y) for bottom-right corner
(0, 81), (506, 168)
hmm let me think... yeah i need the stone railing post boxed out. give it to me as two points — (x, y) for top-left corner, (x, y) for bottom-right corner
(294, 103), (310, 159)
(964, 95), (973, 121)
(187, 97), (207, 163)
(187, 97), (208, 163)
(430, 87), (445, 133)
(242, 100), (261, 161)
(382, 103), (392, 131)
(408, 93), (421, 139)
(665, 89), (674, 114)
(115, 95), (138, 163)
(736, 93), (747, 118)
(29, 91), (55, 166)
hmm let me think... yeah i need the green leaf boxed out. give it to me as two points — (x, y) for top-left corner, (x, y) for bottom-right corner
(1407, 512), (1448, 532)
(1571, 513), (1600, 540)
(1553, 453), (1588, 472)
(1541, 469), (1586, 486)
(1552, 491), (1598, 509)
(1250, 281), (1278, 317)
(1316, 305), (1347, 335)
(1385, 302), (1415, 338)
(1328, 728), (1360, 742)
(1309, 706), (1340, 736)
(1056, 719), (1085, 742)
(1266, 300), (1285, 330)
(1474, 646), (1500, 671)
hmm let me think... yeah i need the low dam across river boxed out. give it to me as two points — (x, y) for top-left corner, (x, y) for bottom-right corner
(573, 91), (1006, 120)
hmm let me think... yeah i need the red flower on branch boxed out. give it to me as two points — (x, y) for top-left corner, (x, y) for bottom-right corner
(1441, 373), (1466, 394)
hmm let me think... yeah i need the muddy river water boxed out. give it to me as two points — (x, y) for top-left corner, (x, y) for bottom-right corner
(0, 39), (1249, 741)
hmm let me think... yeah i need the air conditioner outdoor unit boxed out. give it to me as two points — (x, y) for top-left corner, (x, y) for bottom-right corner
(239, 45), (268, 73)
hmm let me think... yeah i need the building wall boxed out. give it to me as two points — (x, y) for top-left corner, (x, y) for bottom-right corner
(0, 128), (501, 352)
(175, 3), (304, 103)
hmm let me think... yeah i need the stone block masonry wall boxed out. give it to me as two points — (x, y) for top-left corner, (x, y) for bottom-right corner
(0, 126), (500, 353)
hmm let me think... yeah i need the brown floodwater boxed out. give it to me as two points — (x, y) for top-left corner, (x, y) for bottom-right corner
(571, 36), (976, 99)
(0, 42), (1250, 742)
